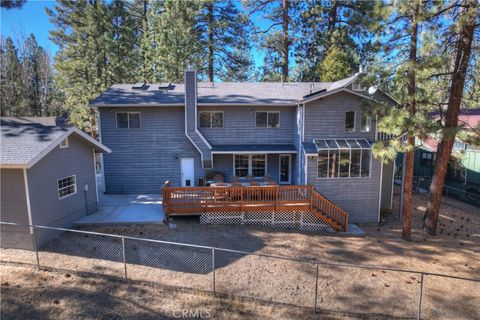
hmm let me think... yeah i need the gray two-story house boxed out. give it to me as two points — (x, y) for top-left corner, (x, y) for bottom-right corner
(90, 69), (396, 224)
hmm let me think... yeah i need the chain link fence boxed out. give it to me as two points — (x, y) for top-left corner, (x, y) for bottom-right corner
(1, 221), (479, 319)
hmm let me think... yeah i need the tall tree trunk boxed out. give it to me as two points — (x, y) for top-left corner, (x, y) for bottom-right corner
(424, 0), (477, 235)
(402, 1), (419, 241)
(207, 2), (214, 82)
(281, 0), (289, 81)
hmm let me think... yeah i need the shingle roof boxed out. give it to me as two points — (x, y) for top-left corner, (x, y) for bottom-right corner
(1, 117), (110, 167)
(90, 74), (361, 107)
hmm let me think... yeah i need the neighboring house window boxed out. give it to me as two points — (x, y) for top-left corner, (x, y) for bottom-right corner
(116, 112), (141, 129)
(256, 111), (280, 128)
(345, 111), (355, 132)
(199, 111), (223, 128)
(420, 152), (434, 167)
(58, 175), (76, 199)
(234, 154), (267, 177)
(317, 139), (371, 179)
(361, 113), (372, 132)
(59, 138), (69, 148)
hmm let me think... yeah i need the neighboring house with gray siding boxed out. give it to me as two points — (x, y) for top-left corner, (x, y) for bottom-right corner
(0, 117), (110, 247)
(91, 69), (396, 223)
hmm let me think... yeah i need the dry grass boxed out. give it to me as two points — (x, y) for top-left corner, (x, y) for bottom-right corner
(1, 191), (479, 319)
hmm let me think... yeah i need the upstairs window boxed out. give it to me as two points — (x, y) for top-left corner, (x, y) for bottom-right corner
(59, 138), (69, 148)
(256, 111), (280, 128)
(199, 111), (223, 128)
(117, 112), (141, 129)
(420, 152), (434, 167)
(361, 113), (372, 132)
(58, 175), (76, 199)
(345, 111), (355, 132)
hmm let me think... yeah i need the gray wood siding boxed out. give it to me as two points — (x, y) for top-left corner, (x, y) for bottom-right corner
(304, 92), (376, 141)
(0, 169), (29, 224)
(198, 105), (296, 145)
(0, 169), (33, 249)
(307, 156), (381, 223)
(27, 134), (98, 228)
(100, 107), (204, 192)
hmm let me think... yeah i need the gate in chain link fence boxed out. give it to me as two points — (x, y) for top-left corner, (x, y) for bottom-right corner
(1, 221), (479, 319)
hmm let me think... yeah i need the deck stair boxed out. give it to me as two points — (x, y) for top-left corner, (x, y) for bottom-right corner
(162, 182), (348, 232)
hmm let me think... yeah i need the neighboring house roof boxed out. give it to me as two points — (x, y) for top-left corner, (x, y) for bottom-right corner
(429, 108), (480, 130)
(421, 108), (480, 152)
(211, 144), (297, 154)
(1, 117), (111, 169)
(90, 73), (376, 107)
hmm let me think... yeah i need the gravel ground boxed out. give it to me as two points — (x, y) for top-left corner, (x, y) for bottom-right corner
(1, 190), (479, 319)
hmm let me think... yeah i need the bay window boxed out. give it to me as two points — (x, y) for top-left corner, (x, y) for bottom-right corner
(316, 139), (372, 179)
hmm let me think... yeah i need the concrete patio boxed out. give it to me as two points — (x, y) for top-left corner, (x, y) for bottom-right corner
(74, 193), (165, 225)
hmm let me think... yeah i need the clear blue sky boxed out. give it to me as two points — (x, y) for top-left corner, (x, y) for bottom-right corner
(1, 0), (269, 68)
(1, 1), (58, 54)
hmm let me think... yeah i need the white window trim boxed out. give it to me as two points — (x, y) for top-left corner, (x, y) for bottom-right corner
(345, 111), (356, 132)
(116, 112), (141, 129)
(279, 154), (292, 184)
(316, 149), (372, 179)
(59, 137), (69, 148)
(57, 175), (77, 200)
(255, 111), (280, 128)
(233, 154), (268, 178)
(361, 113), (372, 132)
(199, 111), (224, 128)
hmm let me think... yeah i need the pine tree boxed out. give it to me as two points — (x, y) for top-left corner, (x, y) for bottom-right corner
(0, 37), (23, 116)
(245, 0), (300, 81)
(154, 0), (202, 82)
(424, 0), (478, 235)
(197, 0), (253, 81)
(295, 0), (382, 81)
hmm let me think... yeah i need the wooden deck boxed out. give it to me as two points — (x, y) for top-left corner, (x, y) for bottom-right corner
(162, 182), (348, 231)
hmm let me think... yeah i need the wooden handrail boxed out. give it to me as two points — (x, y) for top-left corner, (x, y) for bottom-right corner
(162, 182), (348, 232)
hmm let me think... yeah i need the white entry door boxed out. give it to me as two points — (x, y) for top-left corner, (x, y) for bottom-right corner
(180, 158), (195, 187)
(279, 154), (291, 184)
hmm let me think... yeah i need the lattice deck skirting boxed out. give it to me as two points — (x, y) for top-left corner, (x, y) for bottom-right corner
(199, 210), (334, 232)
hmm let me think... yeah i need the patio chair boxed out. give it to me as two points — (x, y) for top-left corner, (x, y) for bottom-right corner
(230, 175), (240, 182)
(263, 174), (273, 182)
(249, 180), (259, 186)
(266, 180), (277, 186)
(246, 175), (255, 182)
(232, 181), (242, 186)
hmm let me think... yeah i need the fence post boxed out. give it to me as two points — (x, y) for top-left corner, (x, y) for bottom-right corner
(417, 273), (424, 320)
(121, 236), (128, 282)
(31, 226), (40, 270)
(212, 247), (216, 296)
(313, 263), (319, 313)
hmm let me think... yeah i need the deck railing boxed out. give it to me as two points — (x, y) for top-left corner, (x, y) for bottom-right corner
(162, 181), (348, 231)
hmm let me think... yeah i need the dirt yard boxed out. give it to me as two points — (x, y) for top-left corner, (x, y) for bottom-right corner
(1, 190), (479, 319)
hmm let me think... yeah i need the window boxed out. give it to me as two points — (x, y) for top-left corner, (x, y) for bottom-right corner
(316, 139), (371, 179)
(256, 111), (280, 128)
(57, 175), (76, 199)
(361, 113), (372, 132)
(251, 154), (266, 177)
(234, 155), (249, 177)
(59, 138), (69, 148)
(234, 154), (267, 177)
(199, 111), (223, 128)
(116, 112), (141, 129)
(420, 152), (434, 167)
(345, 111), (355, 132)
